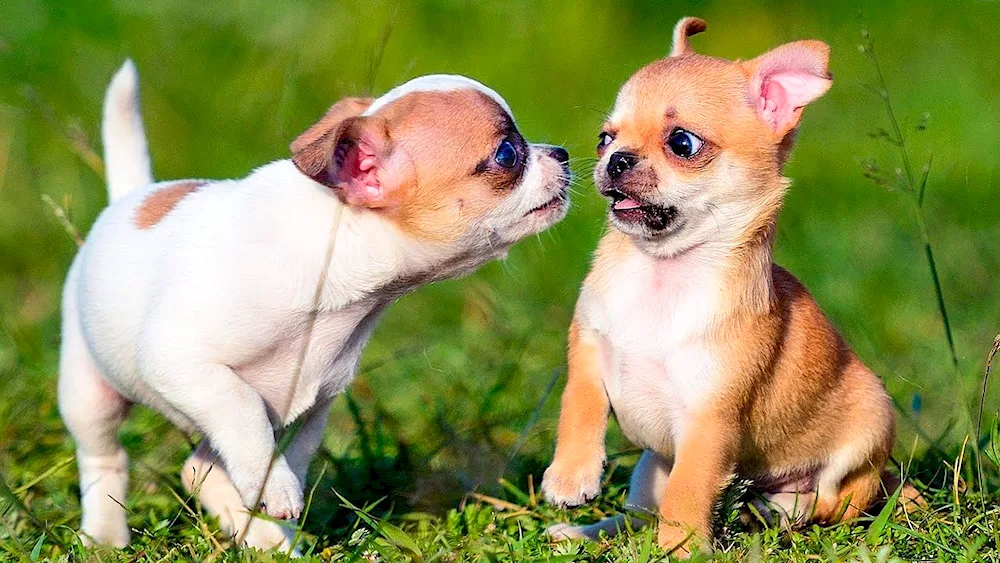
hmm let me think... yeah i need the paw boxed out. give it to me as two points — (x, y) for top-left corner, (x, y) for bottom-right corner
(79, 523), (130, 549)
(80, 503), (130, 547)
(258, 464), (304, 519)
(658, 524), (707, 559)
(541, 456), (604, 507)
(232, 457), (303, 520)
(546, 522), (590, 541)
(240, 517), (301, 556)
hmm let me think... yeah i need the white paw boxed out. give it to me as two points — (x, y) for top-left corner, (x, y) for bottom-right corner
(79, 525), (131, 549)
(240, 517), (301, 556)
(232, 457), (303, 520)
(541, 458), (604, 507)
(80, 506), (130, 547)
(546, 522), (590, 541)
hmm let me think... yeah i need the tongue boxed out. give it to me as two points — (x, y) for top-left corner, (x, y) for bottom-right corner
(614, 198), (642, 211)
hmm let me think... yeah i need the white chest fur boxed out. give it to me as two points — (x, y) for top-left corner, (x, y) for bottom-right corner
(579, 247), (727, 455)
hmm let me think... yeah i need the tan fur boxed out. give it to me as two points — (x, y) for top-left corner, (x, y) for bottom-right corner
(289, 97), (374, 155)
(134, 181), (205, 229)
(669, 17), (708, 58)
(291, 90), (544, 243)
(545, 19), (916, 556)
(541, 321), (611, 504)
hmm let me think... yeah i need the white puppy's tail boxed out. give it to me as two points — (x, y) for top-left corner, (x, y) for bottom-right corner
(102, 59), (152, 202)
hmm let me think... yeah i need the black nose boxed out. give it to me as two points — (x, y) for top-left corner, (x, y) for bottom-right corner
(607, 151), (637, 180)
(548, 146), (570, 164)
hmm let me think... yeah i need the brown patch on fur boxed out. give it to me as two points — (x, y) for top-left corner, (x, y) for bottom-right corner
(294, 88), (529, 243)
(134, 181), (205, 229)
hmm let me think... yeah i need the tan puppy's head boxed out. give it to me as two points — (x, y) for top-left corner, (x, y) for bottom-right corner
(291, 75), (570, 255)
(595, 18), (831, 258)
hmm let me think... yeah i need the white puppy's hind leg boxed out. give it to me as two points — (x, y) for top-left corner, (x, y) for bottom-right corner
(182, 442), (299, 554)
(548, 450), (671, 541)
(59, 309), (131, 547)
(282, 398), (334, 486)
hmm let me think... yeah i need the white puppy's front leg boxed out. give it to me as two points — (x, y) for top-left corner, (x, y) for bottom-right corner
(181, 399), (332, 554)
(182, 443), (298, 553)
(141, 348), (303, 520)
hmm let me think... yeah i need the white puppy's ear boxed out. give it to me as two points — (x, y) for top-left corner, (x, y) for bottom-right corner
(291, 98), (405, 208)
(743, 40), (832, 136)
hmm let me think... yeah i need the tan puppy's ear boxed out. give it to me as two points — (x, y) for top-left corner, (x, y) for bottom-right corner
(743, 40), (832, 136)
(669, 17), (707, 57)
(291, 98), (406, 209)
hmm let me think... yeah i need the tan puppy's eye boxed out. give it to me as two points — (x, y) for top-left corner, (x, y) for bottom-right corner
(597, 132), (615, 155)
(665, 128), (704, 159)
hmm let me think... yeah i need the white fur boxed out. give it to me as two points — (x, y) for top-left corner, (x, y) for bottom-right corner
(102, 60), (152, 201)
(61, 64), (566, 553)
(576, 244), (727, 455)
(364, 74), (513, 117)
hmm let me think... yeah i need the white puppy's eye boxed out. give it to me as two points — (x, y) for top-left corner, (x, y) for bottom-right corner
(495, 138), (519, 169)
(597, 132), (614, 153)
(665, 128), (704, 159)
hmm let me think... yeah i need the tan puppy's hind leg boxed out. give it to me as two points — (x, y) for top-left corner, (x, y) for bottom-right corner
(880, 470), (926, 513)
(814, 463), (883, 522)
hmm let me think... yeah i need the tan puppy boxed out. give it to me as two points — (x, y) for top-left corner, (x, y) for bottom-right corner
(541, 18), (911, 555)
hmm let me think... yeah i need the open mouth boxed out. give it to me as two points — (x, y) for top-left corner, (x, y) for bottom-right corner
(525, 190), (568, 217)
(603, 189), (678, 231)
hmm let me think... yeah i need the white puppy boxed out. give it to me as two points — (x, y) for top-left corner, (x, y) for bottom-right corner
(59, 61), (570, 552)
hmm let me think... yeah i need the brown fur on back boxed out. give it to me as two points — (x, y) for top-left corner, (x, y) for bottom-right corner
(134, 181), (205, 230)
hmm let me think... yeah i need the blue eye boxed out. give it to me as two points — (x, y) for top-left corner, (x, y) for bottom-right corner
(666, 128), (704, 159)
(495, 139), (518, 169)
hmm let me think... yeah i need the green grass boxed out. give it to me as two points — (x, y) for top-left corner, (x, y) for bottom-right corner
(2, 0), (1000, 561)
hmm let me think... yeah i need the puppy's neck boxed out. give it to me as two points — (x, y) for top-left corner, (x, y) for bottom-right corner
(622, 198), (780, 318)
(299, 178), (502, 309)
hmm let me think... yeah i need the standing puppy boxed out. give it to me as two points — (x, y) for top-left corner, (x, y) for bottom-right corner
(542, 18), (906, 555)
(60, 61), (570, 552)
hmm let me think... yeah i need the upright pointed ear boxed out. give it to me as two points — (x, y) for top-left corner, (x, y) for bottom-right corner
(291, 98), (399, 208)
(744, 40), (832, 136)
(669, 17), (707, 57)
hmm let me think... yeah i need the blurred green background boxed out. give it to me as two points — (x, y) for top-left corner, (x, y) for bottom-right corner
(1, 0), (998, 554)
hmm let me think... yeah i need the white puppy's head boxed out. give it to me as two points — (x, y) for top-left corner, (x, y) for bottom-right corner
(291, 76), (570, 257)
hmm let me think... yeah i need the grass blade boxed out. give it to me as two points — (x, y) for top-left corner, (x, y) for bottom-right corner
(28, 534), (44, 561)
(866, 485), (902, 545)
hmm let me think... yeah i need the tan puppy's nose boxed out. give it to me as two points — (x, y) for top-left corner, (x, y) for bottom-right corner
(607, 151), (637, 180)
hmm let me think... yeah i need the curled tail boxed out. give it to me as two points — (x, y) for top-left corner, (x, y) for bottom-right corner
(102, 60), (152, 202)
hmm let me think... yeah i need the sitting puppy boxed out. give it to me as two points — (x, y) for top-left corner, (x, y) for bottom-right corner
(60, 61), (570, 552)
(542, 18), (913, 556)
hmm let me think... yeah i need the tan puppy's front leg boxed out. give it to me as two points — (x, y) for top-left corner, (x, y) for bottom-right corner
(541, 320), (610, 507)
(657, 413), (737, 558)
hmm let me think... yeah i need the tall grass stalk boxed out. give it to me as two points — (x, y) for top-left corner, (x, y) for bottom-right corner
(859, 29), (1000, 496)
(858, 28), (957, 371)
